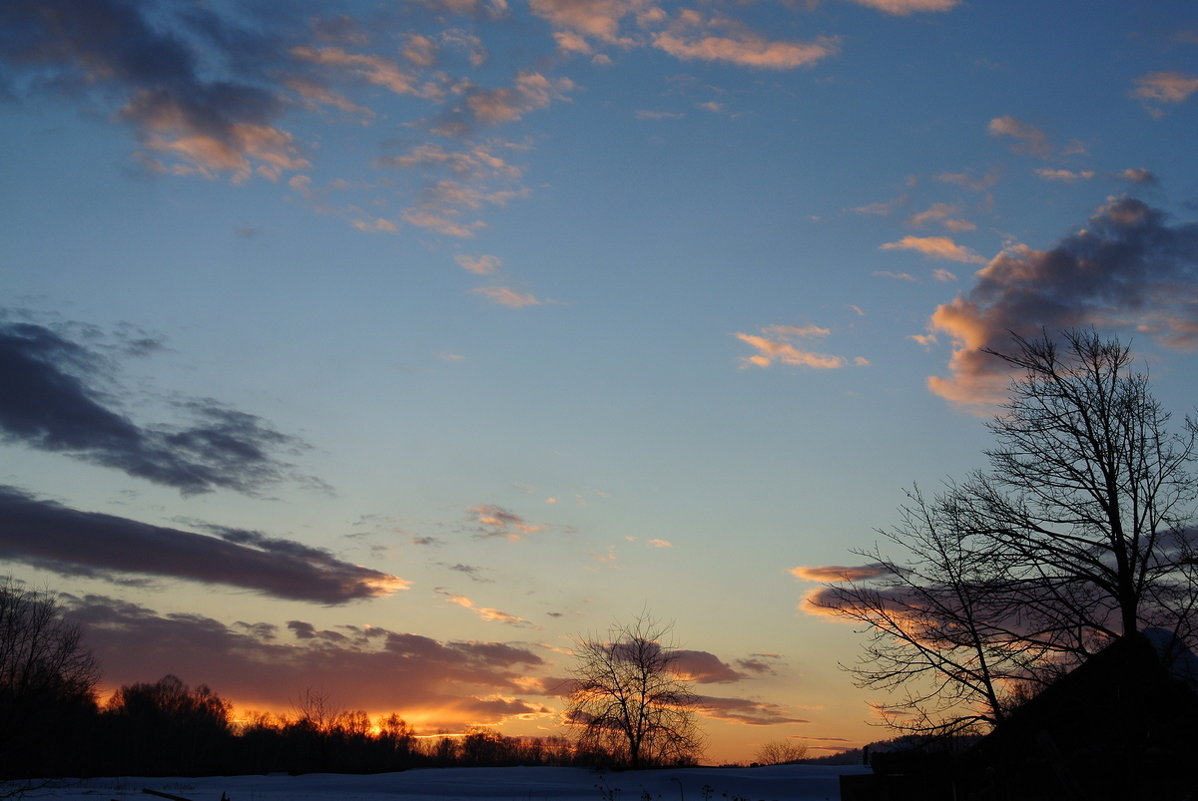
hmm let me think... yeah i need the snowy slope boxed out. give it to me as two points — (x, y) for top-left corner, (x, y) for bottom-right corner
(19, 764), (870, 801)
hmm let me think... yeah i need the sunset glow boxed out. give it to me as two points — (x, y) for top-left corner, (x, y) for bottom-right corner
(2, 0), (1197, 766)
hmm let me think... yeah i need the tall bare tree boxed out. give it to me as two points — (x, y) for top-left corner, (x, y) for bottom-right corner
(972, 329), (1198, 654)
(815, 330), (1198, 733)
(564, 614), (703, 768)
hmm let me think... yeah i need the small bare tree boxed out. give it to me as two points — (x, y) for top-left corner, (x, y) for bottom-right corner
(564, 614), (704, 768)
(754, 739), (809, 765)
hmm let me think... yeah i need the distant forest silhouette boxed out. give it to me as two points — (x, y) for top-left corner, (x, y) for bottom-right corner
(6, 670), (600, 779)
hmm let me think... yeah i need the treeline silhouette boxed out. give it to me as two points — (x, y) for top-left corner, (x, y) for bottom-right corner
(7, 673), (587, 779)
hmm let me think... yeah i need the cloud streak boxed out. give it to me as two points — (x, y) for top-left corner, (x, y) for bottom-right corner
(735, 324), (865, 369)
(880, 236), (986, 264)
(0, 486), (408, 604)
(0, 321), (310, 495)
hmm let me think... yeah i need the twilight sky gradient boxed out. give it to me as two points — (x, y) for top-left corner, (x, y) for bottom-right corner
(2, 0), (1197, 763)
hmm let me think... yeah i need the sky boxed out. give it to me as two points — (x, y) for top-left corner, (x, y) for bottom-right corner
(1, 0), (1197, 765)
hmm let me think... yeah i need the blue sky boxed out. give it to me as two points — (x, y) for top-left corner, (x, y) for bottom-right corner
(2, 0), (1197, 762)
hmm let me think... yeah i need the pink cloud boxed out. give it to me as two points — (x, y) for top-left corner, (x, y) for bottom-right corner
(987, 115), (1051, 157)
(471, 287), (545, 308)
(455, 254), (503, 275)
(1132, 71), (1198, 104)
(844, 0), (960, 14)
(880, 235), (987, 264)
(653, 24), (837, 69)
(464, 72), (575, 125)
(790, 564), (893, 582)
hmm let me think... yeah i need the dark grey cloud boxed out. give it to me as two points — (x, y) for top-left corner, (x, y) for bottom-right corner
(672, 649), (748, 683)
(0, 321), (309, 495)
(927, 197), (1198, 406)
(445, 563), (494, 582)
(0, 485), (406, 604)
(63, 595), (547, 729)
(695, 696), (811, 726)
(0, 0), (304, 178)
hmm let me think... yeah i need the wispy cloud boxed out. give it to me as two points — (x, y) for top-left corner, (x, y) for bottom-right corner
(0, 486), (407, 603)
(872, 270), (917, 282)
(790, 564), (893, 582)
(462, 72), (575, 125)
(734, 324), (861, 369)
(467, 504), (545, 539)
(695, 695), (811, 726)
(437, 589), (538, 627)
(879, 235), (986, 264)
(471, 287), (546, 308)
(936, 169), (1000, 192)
(1131, 71), (1198, 107)
(652, 11), (838, 69)
(987, 115), (1051, 157)
(925, 197), (1198, 408)
(455, 254), (504, 274)
(1034, 168), (1095, 182)
(852, 195), (908, 216)
(1118, 167), (1159, 185)
(843, 0), (960, 14)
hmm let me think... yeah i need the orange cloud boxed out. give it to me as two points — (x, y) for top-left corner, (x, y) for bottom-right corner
(735, 334), (844, 369)
(880, 235), (987, 264)
(437, 590), (538, 628)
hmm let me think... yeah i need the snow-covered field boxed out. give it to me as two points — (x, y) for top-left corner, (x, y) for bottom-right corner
(18, 764), (870, 801)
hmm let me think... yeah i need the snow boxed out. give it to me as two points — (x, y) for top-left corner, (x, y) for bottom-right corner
(19, 764), (869, 801)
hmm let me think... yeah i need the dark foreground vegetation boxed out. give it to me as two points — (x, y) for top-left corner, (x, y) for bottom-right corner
(0, 581), (622, 781)
(5, 667), (590, 778)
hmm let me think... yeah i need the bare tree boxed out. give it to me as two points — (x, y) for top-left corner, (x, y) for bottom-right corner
(816, 330), (1198, 734)
(811, 487), (1043, 734)
(971, 329), (1198, 654)
(0, 580), (99, 790)
(753, 739), (809, 765)
(564, 614), (704, 768)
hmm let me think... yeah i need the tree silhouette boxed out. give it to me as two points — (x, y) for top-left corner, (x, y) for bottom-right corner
(0, 579), (99, 777)
(816, 330), (1198, 733)
(564, 613), (703, 768)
